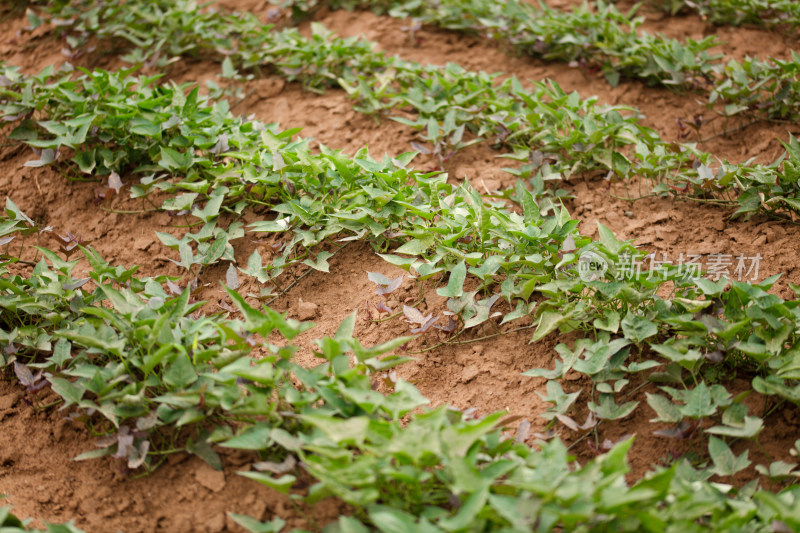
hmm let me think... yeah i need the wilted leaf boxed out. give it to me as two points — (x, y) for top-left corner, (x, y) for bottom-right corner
(252, 455), (296, 474)
(108, 171), (123, 193)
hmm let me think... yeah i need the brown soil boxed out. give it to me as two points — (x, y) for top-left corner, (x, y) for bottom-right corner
(1, 1), (800, 531)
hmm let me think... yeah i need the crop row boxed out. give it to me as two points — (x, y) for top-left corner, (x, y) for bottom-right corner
(19, 0), (800, 221)
(1, 195), (800, 531)
(281, 0), (800, 121)
(651, 0), (800, 28)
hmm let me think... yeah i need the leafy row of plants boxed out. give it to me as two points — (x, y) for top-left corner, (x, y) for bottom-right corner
(650, 0), (800, 28)
(24, 0), (800, 221)
(278, 0), (800, 122)
(3, 197), (800, 532)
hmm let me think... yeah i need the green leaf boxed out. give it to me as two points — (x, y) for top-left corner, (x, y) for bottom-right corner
(589, 394), (639, 420)
(367, 505), (426, 533)
(227, 514), (286, 533)
(302, 414), (370, 446)
(187, 431), (222, 471)
(531, 311), (565, 342)
(706, 416), (763, 439)
(226, 287), (310, 339)
(163, 352), (198, 389)
(646, 393), (682, 423)
(73, 447), (114, 461)
(222, 423), (272, 450)
(193, 194), (224, 222)
(159, 146), (193, 171)
(51, 339), (72, 367)
(597, 222), (623, 254)
(681, 381), (728, 419)
(708, 436), (750, 477)
(334, 312), (356, 341)
(221, 57), (237, 79)
(49, 377), (85, 406)
(303, 250), (333, 272)
(238, 471), (296, 494)
(436, 260), (466, 298)
(129, 117), (160, 137)
(395, 237), (433, 256)
(594, 310), (620, 333)
(621, 312), (658, 343)
(202, 236), (228, 265)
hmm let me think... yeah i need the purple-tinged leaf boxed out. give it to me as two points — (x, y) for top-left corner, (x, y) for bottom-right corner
(580, 411), (597, 430)
(2, 112), (26, 122)
(52, 17), (76, 27)
(113, 428), (135, 459)
(410, 141), (431, 155)
(448, 493), (461, 509)
(62, 278), (90, 291)
(602, 434), (633, 450)
(705, 350), (724, 363)
(411, 315), (439, 334)
(217, 299), (235, 313)
(434, 317), (458, 332)
(497, 414), (525, 428)
(13, 362), (39, 388)
(516, 419), (530, 443)
(531, 430), (556, 441)
(367, 271), (404, 296)
(166, 280), (183, 295)
(555, 413), (579, 431)
(403, 305), (429, 325)
(377, 276), (403, 296)
(653, 419), (698, 440)
(376, 301), (392, 314)
(266, 7), (282, 21)
(96, 435), (118, 449)
(0, 236), (14, 246)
